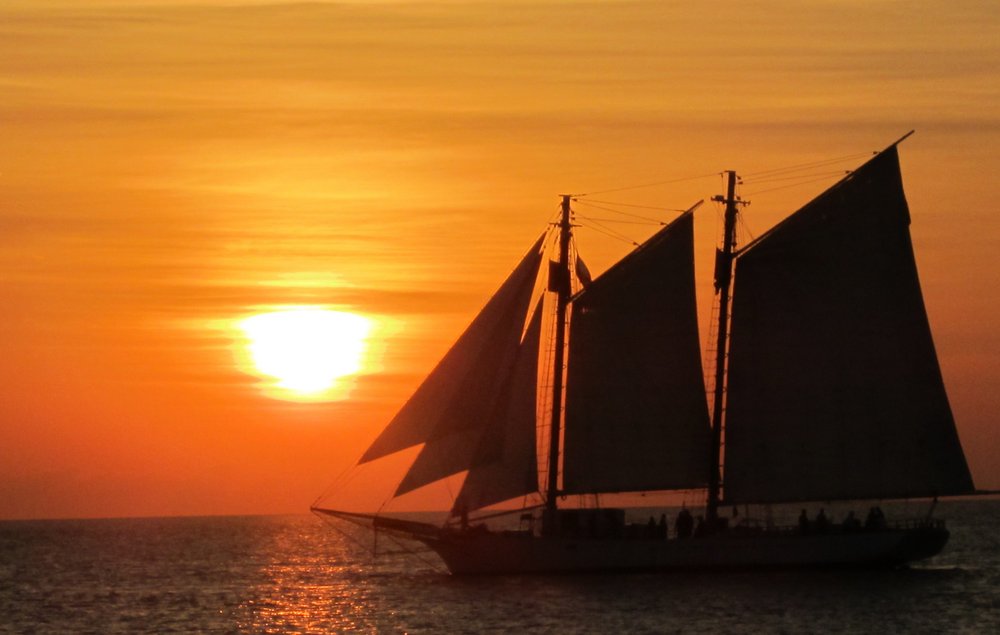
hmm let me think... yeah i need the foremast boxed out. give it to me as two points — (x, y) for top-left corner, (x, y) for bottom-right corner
(545, 194), (573, 521)
(707, 171), (741, 524)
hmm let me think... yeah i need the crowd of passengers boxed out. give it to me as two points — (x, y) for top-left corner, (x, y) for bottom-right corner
(796, 506), (887, 535)
(462, 505), (895, 539)
(622, 506), (891, 540)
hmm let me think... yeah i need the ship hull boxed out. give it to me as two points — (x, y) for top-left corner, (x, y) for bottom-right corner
(418, 526), (949, 575)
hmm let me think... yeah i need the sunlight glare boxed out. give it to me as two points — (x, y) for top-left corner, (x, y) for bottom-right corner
(239, 308), (372, 400)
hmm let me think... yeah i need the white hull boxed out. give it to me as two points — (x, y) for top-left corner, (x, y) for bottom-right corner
(418, 525), (949, 575)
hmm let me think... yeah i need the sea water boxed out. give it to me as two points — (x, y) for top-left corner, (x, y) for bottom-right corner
(2, 499), (999, 634)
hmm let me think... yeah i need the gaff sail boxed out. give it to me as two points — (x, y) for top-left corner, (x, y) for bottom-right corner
(723, 147), (974, 504)
(562, 211), (712, 494)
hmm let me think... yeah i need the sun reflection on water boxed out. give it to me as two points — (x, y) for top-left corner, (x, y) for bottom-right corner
(233, 520), (393, 633)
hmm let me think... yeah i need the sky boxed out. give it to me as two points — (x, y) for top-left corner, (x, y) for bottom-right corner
(1, 0), (998, 520)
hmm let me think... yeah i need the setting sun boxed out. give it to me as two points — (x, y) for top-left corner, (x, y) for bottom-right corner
(238, 308), (372, 400)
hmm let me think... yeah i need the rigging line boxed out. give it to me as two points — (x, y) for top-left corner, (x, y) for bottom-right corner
(742, 169), (849, 186)
(578, 218), (640, 246)
(537, 286), (558, 484)
(314, 511), (383, 556)
(576, 201), (663, 222)
(578, 171), (720, 196)
(544, 199), (563, 230)
(312, 457), (374, 508)
(737, 212), (757, 246)
(574, 199), (668, 223)
(378, 531), (447, 573)
(741, 152), (872, 179)
(744, 173), (844, 196)
(576, 215), (662, 226)
(469, 503), (546, 525)
(580, 201), (666, 225)
(581, 199), (690, 212)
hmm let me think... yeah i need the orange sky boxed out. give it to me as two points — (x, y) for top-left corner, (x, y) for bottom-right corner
(2, 0), (998, 519)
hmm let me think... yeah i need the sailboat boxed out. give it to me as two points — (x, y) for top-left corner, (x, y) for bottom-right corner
(313, 134), (976, 573)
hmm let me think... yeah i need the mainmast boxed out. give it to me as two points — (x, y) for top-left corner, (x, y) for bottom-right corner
(545, 195), (573, 515)
(707, 171), (740, 524)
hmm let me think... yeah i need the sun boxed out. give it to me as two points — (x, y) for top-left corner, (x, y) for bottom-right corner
(238, 308), (372, 400)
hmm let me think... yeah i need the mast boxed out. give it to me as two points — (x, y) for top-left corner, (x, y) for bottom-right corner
(545, 195), (573, 514)
(707, 171), (739, 523)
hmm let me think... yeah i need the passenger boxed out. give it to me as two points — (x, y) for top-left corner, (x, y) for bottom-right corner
(842, 511), (861, 532)
(675, 508), (694, 539)
(658, 514), (668, 540)
(873, 506), (886, 529)
(815, 508), (830, 533)
(798, 509), (810, 534)
(694, 516), (706, 537)
(865, 506), (886, 530)
(647, 516), (657, 539)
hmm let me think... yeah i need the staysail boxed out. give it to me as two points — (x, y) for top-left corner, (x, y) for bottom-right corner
(451, 301), (543, 512)
(360, 234), (545, 465)
(723, 146), (974, 504)
(562, 211), (712, 494)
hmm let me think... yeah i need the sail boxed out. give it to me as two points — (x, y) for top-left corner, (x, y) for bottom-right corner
(562, 211), (712, 494)
(396, 300), (542, 499)
(723, 147), (974, 504)
(360, 234), (545, 464)
(451, 301), (543, 511)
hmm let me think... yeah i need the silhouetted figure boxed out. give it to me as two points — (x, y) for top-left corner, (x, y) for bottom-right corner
(658, 514), (668, 540)
(647, 516), (657, 539)
(842, 511), (861, 532)
(865, 506), (887, 531)
(815, 508), (830, 533)
(798, 509), (810, 534)
(694, 516), (706, 537)
(675, 508), (694, 539)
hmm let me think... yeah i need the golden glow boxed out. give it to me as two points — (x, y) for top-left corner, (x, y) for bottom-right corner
(1, 0), (997, 521)
(239, 308), (372, 401)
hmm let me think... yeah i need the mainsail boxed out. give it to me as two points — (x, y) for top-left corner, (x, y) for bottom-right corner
(360, 234), (545, 467)
(562, 211), (712, 494)
(723, 146), (974, 504)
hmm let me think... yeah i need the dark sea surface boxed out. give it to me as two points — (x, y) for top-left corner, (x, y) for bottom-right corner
(2, 500), (999, 634)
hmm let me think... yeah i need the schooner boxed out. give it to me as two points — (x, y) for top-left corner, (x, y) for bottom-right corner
(314, 134), (975, 574)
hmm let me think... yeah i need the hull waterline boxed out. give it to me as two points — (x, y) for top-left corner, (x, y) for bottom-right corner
(417, 526), (949, 575)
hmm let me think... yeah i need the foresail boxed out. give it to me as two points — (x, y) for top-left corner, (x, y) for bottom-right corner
(562, 211), (712, 495)
(360, 234), (545, 464)
(451, 301), (543, 512)
(396, 299), (542, 499)
(723, 146), (974, 504)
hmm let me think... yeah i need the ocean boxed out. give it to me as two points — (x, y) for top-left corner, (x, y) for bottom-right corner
(2, 499), (999, 634)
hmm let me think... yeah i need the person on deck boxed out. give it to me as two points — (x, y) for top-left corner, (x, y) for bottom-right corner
(842, 511), (861, 532)
(866, 506), (887, 530)
(815, 508), (830, 533)
(675, 508), (694, 539)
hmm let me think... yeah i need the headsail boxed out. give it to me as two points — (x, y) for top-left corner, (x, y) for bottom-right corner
(723, 146), (974, 504)
(562, 211), (712, 494)
(360, 234), (545, 465)
(451, 300), (543, 512)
